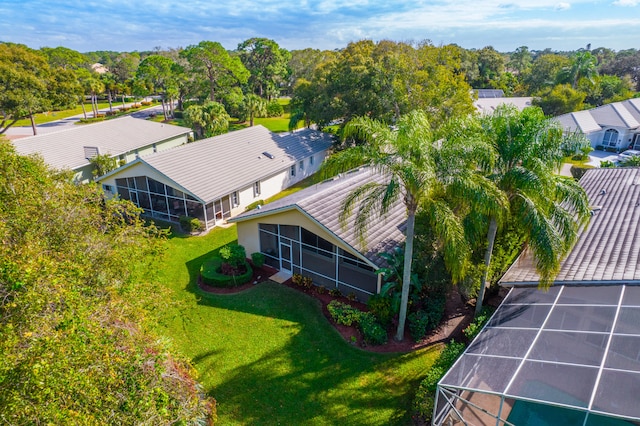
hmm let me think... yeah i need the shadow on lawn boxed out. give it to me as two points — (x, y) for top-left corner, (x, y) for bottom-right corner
(183, 275), (435, 424)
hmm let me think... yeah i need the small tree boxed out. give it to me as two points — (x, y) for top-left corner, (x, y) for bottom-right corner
(89, 153), (119, 178)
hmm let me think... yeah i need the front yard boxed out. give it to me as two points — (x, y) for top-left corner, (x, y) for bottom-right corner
(154, 224), (441, 425)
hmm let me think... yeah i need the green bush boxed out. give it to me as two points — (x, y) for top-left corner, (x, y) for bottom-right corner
(570, 165), (591, 180)
(266, 101), (284, 117)
(327, 300), (362, 326)
(409, 295), (446, 341)
(329, 288), (342, 297)
(179, 216), (202, 233)
(413, 340), (466, 422)
(358, 312), (388, 345)
(251, 252), (265, 268)
(600, 160), (616, 168)
(292, 273), (313, 289)
(462, 306), (495, 341)
(367, 294), (394, 327)
(173, 110), (183, 119)
(200, 257), (253, 288)
(219, 244), (246, 268)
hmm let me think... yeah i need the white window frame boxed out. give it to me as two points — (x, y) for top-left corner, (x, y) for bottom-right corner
(290, 165), (296, 177)
(232, 191), (239, 207)
(254, 181), (261, 197)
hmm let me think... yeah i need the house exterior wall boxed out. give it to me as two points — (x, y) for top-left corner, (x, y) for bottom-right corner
(74, 164), (96, 184)
(236, 208), (380, 301)
(591, 127), (639, 151)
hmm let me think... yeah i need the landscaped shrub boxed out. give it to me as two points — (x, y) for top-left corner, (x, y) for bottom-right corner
(266, 101), (284, 117)
(327, 300), (362, 326)
(200, 257), (253, 288)
(251, 252), (265, 268)
(409, 295), (447, 341)
(219, 244), (246, 269)
(413, 340), (466, 423)
(358, 312), (388, 345)
(173, 110), (184, 119)
(179, 216), (202, 233)
(462, 306), (495, 341)
(316, 285), (326, 294)
(570, 165), (591, 180)
(292, 273), (312, 289)
(367, 294), (394, 327)
(346, 292), (357, 302)
(600, 160), (616, 168)
(329, 288), (342, 297)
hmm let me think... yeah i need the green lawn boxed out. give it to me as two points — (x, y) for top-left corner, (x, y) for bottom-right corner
(154, 224), (441, 425)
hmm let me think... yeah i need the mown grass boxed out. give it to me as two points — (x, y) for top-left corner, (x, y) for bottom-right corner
(154, 224), (441, 425)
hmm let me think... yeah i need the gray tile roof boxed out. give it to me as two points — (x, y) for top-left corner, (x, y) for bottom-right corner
(12, 116), (192, 170)
(556, 98), (640, 133)
(139, 125), (334, 204)
(500, 167), (640, 285)
(474, 97), (533, 114)
(230, 167), (407, 267)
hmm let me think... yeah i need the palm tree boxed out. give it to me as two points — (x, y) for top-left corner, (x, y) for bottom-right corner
(323, 110), (503, 341)
(559, 51), (598, 89)
(244, 94), (267, 127)
(475, 105), (591, 316)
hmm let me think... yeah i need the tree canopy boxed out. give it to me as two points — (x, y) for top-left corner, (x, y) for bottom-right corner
(0, 142), (214, 423)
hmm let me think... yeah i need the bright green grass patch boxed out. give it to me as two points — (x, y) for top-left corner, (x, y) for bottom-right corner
(155, 225), (441, 425)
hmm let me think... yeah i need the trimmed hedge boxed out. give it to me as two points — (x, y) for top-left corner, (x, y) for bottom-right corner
(200, 257), (253, 288)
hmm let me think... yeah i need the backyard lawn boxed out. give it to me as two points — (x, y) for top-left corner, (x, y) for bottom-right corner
(154, 224), (441, 425)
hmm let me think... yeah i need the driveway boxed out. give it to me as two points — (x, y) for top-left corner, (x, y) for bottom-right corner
(587, 150), (619, 167)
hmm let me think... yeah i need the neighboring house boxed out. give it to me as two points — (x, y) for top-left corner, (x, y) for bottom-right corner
(556, 98), (640, 152)
(11, 116), (192, 183)
(229, 168), (406, 301)
(434, 167), (640, 425)
(99, 125), (334, 231)
(474, 97), (533, 114)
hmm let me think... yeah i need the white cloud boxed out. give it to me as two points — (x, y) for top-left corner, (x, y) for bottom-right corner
(555, 2), (571, 10)
(613, 0), (638, 5)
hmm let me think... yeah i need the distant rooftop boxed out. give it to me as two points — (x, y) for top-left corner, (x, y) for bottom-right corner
(556, 98), (640, 133)
(12, 116), (192, 170)
(130, 125), (334, 204)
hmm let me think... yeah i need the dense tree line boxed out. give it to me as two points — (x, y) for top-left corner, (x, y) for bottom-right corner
(0, 141), (215, 423)
(1, 40), (637, 136)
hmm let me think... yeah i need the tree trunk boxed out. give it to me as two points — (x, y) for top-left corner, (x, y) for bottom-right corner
(161, 98), (167, 121)
(250, 111), (254, 127)
(476, 216), (498, 317)
(29, 112), (37, 136)
(121, 94), (125, 109)
(81, 100), (87, 119)
(395, 209), (416, 341)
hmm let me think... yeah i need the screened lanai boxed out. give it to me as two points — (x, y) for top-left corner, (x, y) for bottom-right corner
(434, 285), (640, 426)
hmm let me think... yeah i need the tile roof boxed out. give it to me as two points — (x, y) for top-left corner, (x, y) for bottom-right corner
(12, 116), (192, 170)
(500, 167), (640, 285)
(556, 98), (640, 134)
(230, 168), (407, 267)
(138, 125), (334, 204)
(474, 97), (533, 114)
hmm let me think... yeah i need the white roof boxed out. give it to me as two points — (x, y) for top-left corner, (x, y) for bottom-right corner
(109, 125), (334, 203)
(556, 97), (640, 133)
(556, 110), (602, 134)
(474, 97), (533, 114)
(12, 116), (192, 170)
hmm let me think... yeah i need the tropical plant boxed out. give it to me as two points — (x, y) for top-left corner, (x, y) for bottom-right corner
(243, 93), (267, 126)
(183, 100), (230, 138)
(475, 105), (591, 316)
(89, 153), (119, 178)
(322, 110), (503, 341)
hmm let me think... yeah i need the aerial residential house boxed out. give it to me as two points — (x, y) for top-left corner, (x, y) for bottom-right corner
(98, 125), (334, 230)
(11, 116), (192, 183)
(229, 168), (406, 301)
(556, 98), (640, 152)
(434, 167), (640, 426)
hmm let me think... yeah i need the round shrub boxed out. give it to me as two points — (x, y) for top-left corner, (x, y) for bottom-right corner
(251, 252), (265, 268)
(200, 257), (253, 288)
(179, 216), (202, 233)
(367, 294), (393, 327)
(266, 101), (284, 117)
(358, 313), (387, 345)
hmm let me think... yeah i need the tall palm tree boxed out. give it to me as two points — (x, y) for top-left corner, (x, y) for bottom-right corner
(475, 105), (591, 316)
(244, 94), (267, 127)
(323, 110), (504, 341)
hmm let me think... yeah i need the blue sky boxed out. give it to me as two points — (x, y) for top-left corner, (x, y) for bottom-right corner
(1, 0), (638, 53)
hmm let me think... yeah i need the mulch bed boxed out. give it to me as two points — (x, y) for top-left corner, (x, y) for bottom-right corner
(198, 266), (505, 353)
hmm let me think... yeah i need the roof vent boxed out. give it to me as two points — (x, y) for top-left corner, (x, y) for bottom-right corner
(262, 151), (275, 159)
(599, 189), (607, 196)
(84, 146), (100, 159)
